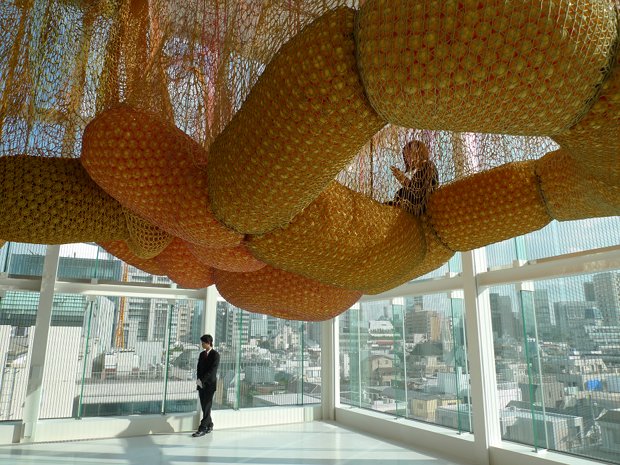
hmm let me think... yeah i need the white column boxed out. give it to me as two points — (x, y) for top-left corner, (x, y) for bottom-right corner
(22, 245), (60, 442)
(161, 300), (174, 414)
(461, 249), (501, 465)
(321, 316), (339, 420)
(203, 286), (218, 337)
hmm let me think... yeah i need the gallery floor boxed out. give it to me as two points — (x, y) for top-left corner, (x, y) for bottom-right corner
(0, 421), (459, 465)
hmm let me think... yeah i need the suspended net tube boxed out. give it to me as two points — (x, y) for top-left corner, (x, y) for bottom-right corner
(1, 0), (619, 320)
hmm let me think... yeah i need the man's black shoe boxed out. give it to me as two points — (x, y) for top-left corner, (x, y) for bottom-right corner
(192, 430), (207, 437)
(205, 427), (213, 433)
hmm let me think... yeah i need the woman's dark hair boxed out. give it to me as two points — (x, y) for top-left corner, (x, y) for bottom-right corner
(402, 139), (428, 172)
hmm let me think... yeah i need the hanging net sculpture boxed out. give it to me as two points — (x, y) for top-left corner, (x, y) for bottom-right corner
(1, 0), (618, 321)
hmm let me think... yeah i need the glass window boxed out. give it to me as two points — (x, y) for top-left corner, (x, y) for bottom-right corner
(486, 218), (620, 269)
(1, 242), (47, 278)
(0, 290), (39, 421)
(34, 292), (203, 419)
(490, 269), (620, 464)
(213, 300), (321, 410)
(340, 292), (472, 433)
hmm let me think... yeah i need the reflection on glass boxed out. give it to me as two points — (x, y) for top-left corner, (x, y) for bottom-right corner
(490, 270), (620, 464)
(340, 294), (471, 433)
(486, 218), (620, 269)
(213, 301), (321, 410)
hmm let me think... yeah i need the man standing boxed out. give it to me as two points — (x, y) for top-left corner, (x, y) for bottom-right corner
(193, 334), (220, 437)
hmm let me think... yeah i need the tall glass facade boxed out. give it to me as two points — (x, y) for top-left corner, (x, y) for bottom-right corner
(0, 242), (321, 424)
(213, 301), (321, 410)
(489, 271), (620, 464)
(341, 217), (620, 464)
(0, 212), (618, 465)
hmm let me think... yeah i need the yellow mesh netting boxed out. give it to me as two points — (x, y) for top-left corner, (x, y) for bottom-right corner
(366, 217), (455, 295)
(81, 105), (241, 248)
(207, 7), (385, 235)
(427, 161), (551, 252)
(153, 238), (214, 289)
(214, 264), (362, 321)
(188, 242), (266, 273)
(355, 0), (617, 135)
(248, 181), (425, 292)
(536, 149), (620, 221)
(0, 155), (128, 244)
(99, 239), (165, 277)
(553, 41), (620, 185)
(1, 1), (352, 158)
(337, 126), (559, 205)
(0, 1), (619, 321)
(123, 207), (173, 259)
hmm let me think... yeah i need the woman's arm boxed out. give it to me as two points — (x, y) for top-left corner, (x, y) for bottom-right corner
(390, 166), (410, 188)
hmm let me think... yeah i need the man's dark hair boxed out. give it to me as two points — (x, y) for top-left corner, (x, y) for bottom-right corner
(200, 334), (213, 345)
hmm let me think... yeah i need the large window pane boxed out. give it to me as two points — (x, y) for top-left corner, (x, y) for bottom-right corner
(413, 253), (462, 280)
(213, 300), (321, 410)
(214, 300), (321, 409)
(164, 299), (205, 414)
(41, 293), (92, 419)
(1, 242), (47, 278)
(28, 292), (204, 419)
(58, 244), (123, 281)
(486, 218), (620, 269)
(490, 270), (620, 464)
(75, 296), (202, 417)
(214, 301), (242, 410)
(340, 293), (471, 433)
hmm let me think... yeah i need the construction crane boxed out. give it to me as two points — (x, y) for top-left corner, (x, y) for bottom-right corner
(114, 262), (129, 348)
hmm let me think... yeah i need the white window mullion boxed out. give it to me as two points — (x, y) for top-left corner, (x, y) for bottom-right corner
(462, 248), (501, 465)
(321, 317), (339, 421)
(22, 244), (60, 442)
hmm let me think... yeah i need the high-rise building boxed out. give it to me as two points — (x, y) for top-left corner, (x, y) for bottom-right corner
(216, 300), (250, 346)
(306, 321), (321, 344)
(583, 281), (596, 302)
(490, 293), (519, 340)
(176, 302), (193, 343)
(404, 310), (442, 343)
(593, 272), (620, 326)
(534, 289), (555, 339)
(405, 296), (424, 313)
(554, 301), (603, 348)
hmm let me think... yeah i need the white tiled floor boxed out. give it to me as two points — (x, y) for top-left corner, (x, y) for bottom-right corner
(0, 422), (459, 465)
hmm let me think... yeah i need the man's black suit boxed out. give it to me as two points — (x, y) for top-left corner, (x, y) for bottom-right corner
(196, 348), (220, 432)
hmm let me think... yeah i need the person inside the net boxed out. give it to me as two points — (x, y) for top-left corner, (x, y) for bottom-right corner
(386, 139), (439, 216)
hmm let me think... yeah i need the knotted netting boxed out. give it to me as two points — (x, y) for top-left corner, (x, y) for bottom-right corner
(0, 0), (618, 320)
